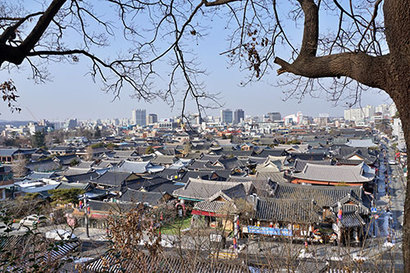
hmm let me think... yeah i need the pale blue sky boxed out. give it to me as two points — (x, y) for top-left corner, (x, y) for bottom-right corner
(0, 1), (392, 121)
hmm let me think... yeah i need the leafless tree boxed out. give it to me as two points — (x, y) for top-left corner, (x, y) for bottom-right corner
(1, 0), (409, 270)
(11, 153), (28, 178)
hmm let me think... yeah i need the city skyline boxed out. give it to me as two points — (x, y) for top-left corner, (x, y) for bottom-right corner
(0, 10), (392, 122)
(0, 79), (393, 122)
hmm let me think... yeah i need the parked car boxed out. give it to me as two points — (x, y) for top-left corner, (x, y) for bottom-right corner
(19, 214), (47, 229)
(45, 229), (77, 241)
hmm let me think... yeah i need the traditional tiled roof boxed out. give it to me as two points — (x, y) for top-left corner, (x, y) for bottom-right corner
(254, 148), (288, 157)
(289, 152), (326, 162)
(87, 199), (135, 212)
(90, 171), (133, 187)
(0, 234), (80, 271)
(26, 171), (56, 180)
(143, 182), (183, 194)
(156, 168), (182, 180)
(92, 159), (122, 170)
(75, 160), (95, 169)
(150, 155), (178, 165)
(173, 178), (253, 201)
(209, 183), (247, 201)
(111, 150), (140, 159)
(243, 156), (266, 165)
(215, 157), (245, 170)
(276, 144), (310, 153)
(200, 154), (223, 163)
(62, 171), (99, 183)
(339, 212), (366, 228)
(126, 176), (181, 195)
(86, 250), (250, 273)
(113, 160), (151, 173)
(193, 200), (236, 214)
(187, 160), (218, 170)
(26, 159), (60, 172)
(249, 179), (277, 197)
(119, 188), (166, 206)
(330, 194), (370, 215)
(255, 197), (321, 224)
(58, 167), (93, 177)
(255, 156), (287, 173)
(155, 147), (180, 156)
(56, 181), (90, 190)
(346, 138), (376, 148)
(177, 170), (231, 183)
(271, 182), (364, 209)
(0, 148), (19, 157)
(291, 163), (374, 183)
(55, 154), (80, 165)
(256, 172), (288, 183)
(331, 146), (377, 161)
(221, 150), (254, 158)
(293, 159), (333, 173)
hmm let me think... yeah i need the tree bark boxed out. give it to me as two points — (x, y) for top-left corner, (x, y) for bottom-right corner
(383, 0), (410, 269)
(275, 0), (410, 270)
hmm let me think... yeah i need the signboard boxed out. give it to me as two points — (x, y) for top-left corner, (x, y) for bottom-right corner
(245, 226), (293, 236)
(371, 207), (377, 213)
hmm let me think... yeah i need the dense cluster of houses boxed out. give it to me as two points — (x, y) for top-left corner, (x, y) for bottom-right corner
(0, 127), (382, 245)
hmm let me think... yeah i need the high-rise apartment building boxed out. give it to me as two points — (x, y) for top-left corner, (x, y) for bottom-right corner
(132, 109), (146, 126)
(344, 105), (375, 121)
(221, 109), (233, 124)
(233, 109), (245, 124)
(147, 113), (158, 124)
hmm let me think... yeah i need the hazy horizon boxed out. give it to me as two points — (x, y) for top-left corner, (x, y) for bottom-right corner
(0, 2), (393, 122)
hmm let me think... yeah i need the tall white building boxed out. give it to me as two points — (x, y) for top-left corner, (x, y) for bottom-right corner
(132, 109), (146, 126)
(344, 105), (375, 121)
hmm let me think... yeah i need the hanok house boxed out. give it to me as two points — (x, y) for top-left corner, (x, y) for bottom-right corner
(173, 178), (254, 228)
(115, 188), (172, 208)
(290, 162), (375, 188)
(248, 181), (372, 244)
(332, 146), (378, 167)
(191, 185), (248, 230)
(113, 160), (164, 174)
(89, 171), (140, 192)
(0, 148), (33, 163)
(48, 146), (76, 156)
(255, 155), (288, 173)
(244, 197), (322, 240)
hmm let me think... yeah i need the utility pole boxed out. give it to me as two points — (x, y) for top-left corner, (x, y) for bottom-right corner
(84, 195), (90, 238)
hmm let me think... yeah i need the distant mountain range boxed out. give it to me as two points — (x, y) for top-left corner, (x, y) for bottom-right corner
(0, 120), (34, 127)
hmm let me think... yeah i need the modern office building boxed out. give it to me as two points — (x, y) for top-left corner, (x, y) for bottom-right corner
(233, 109), (245, 124)
(132, 109), (146, 126)
(147, 113), (158, 124)
(221, 109), (233, 124)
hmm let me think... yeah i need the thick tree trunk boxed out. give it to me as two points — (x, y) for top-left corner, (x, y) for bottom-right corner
(383, 1), (410, 270)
